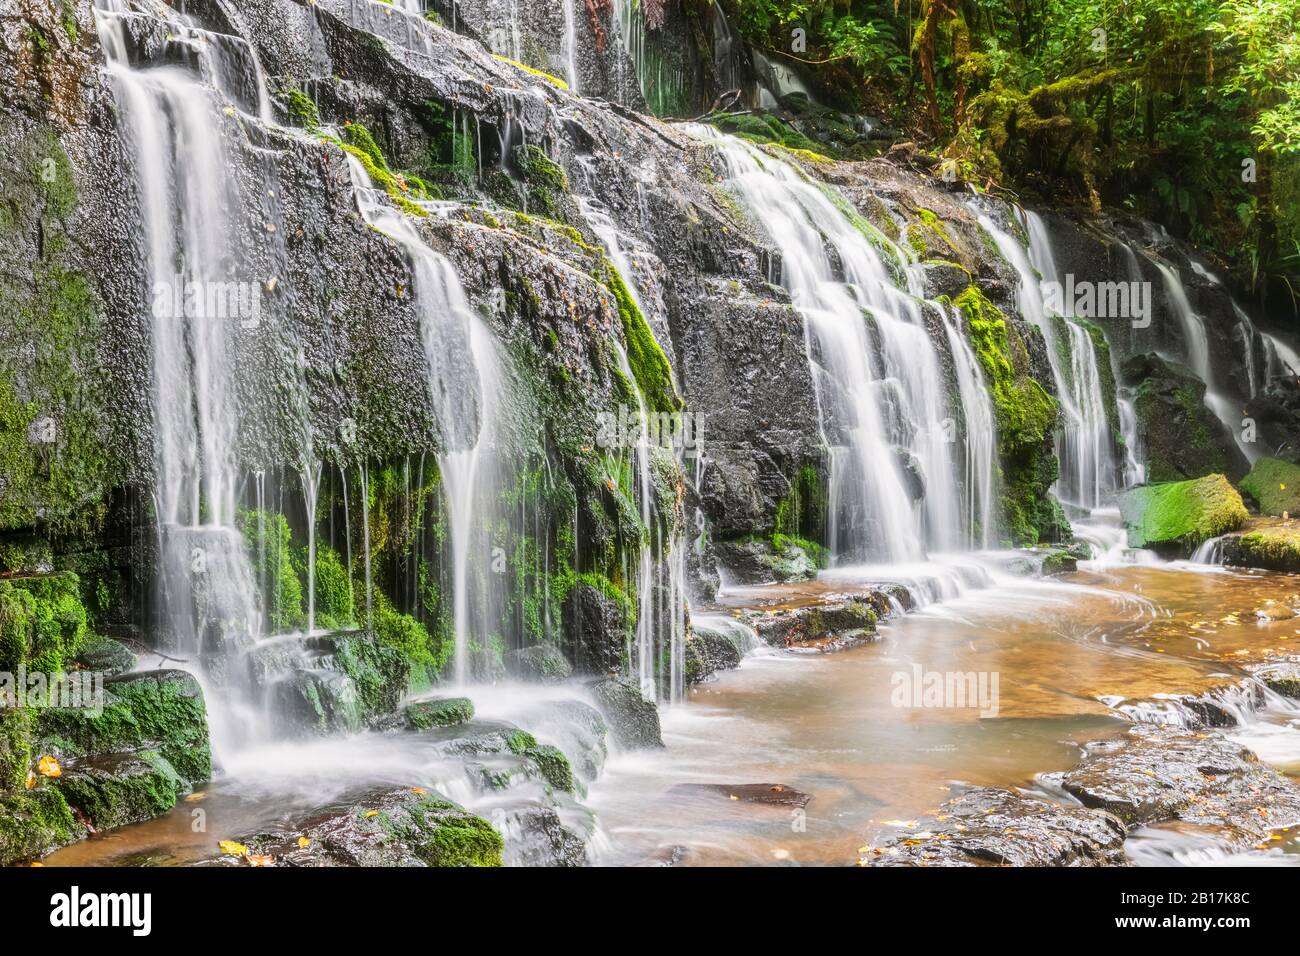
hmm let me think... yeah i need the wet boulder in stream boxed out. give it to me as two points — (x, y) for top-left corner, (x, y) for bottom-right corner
(590, 677), (663, 749)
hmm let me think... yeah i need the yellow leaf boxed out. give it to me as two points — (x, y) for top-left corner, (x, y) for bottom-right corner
(411, 787), (426, 795)
(185, 792), (207, 802)
(37, 756), (61, 778)
(297, 836), (311, 849)
(24, 771), (35, 790)
(365, 810), (380, 818)
(218, 840), (249, 856)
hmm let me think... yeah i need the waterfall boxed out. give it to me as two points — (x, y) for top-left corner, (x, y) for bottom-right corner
(1154, 261), (1255, 463)
(977, 209), (1117, 509)
(343, 156), (499, 686)
(691, 126), (994, 559)
(1117, 392), (1146, 487)
(561, 0), (581, 93)
(583, 199), (688, 703)
(93, 0), (276, 749)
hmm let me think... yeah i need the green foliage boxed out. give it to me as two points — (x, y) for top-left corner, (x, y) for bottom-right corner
(240, 509), (306, 634)
(0, 573), (88, 675)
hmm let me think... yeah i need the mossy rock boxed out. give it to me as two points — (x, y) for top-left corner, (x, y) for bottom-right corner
(36, 669), (212, 786)
(231, 787), (504, 867)
(1116, 474), (1248, 554)
(1240, 458), (1300, 517)
(53, 750), (186, 832)
(590, 677), (663, 749)
(405, 696), (474, 730)
(329, 630), (414, 723)
(0, 572), (88, 674)
(1221, 525), (1300, 573)
(72, 634), (135, 677)
(503, 643), (572, 683)
(0, 787), (78, 865)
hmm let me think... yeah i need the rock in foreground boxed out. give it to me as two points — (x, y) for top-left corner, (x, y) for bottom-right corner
(1117, 474), (1247, 554)
(864, 788), (1127, 866)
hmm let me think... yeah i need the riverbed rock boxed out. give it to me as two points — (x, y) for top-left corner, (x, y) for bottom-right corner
(1061, 725), (1300, 838)
(1104, 678), (1264, 729)
(746, 597), (878, 651)
(1116, 473), (1248, 554)
(52, 750), (186, 832)
(683, 620), (743, 684)
(71, 635), (137, 677)
(36, 669), (212, 786)
(1249, 660), (1300, 698)
(1240, 457), (1300, 516)
(589, 677), (663, 749)
(215, 786), (504, 867)
(1218, 522), (1300, 572)
(499, 803), (590, 867)
(864, 787), (1128, 866)
(669, 782), (811, 808)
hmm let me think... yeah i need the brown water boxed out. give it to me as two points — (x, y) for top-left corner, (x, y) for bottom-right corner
(42, 555), (1300, 867)
(586, 558), (1300, 865)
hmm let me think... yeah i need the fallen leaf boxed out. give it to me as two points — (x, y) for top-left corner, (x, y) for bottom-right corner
(245, 854), (274, 867)
(297, 836), (311, 849)
(365, 810), (380, 818)
(37, 756), (61, 778)
(218, 840), (249, 856)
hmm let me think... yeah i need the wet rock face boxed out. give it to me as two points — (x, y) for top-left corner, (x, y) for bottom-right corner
(865, 788), (1128, 867)
(214, 786), (504, 867)
(1061, 726), (1300, 842)
(589, 676), (663, 749)
(560, 582), (628, 677)
(505, 643), (573, 683)
(1121, 353), (1248, 483)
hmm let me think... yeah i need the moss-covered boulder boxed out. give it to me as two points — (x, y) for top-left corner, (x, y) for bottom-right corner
(71, 634), (136, 677)
(53, 750), (185, 832)
(37, 669), (212, 786)
(1219, 523), (1300, 573)
(504, 643), (573, 683)
(1116, 474), (1248, 554)
(404, 696), (474, 730)
(220, 786), (504, 867)
(1240, 458), (1300, 517)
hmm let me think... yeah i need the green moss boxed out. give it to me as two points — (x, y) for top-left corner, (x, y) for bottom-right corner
(952, 285), (1063, 545)
(523, 743), (574, 793)
(0, 788), (77, 865)
(410, 799), (503, 867)
(1229, 526), (1300, 572)
(1117, 473), (1248, 551)
(327, 135), (430, 218)
(36, 671), (212, 786)
(302, 543), (354, 629)
(405, 696), (474, 729)
(773, 464), (826, 542)
(513, 144), (568, 217)
(601, 263), (681, 415)
(771, 533), (830, 569)
(1240, 458), (1300, 517)
(281, 86), (321, 132)
(707, 112), (826, 155)
(491, 55), (570, 91)
(0, 129), (115, 537)
(240, 509), (306, 633)
(54, 750), (184, 831)
(0, 573), (88, 675)
(331, 630), (414, 720)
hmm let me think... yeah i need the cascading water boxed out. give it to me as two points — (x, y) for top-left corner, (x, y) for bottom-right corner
(343, 156), (499, 687)
(1154, 260), (1255, 463)
(582, 198), (688, 703)
(94, 0), (276, 749)
(561, 0), (581, 93)
(978, 208), (1118, 509)
(690, 125), (995, 559)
